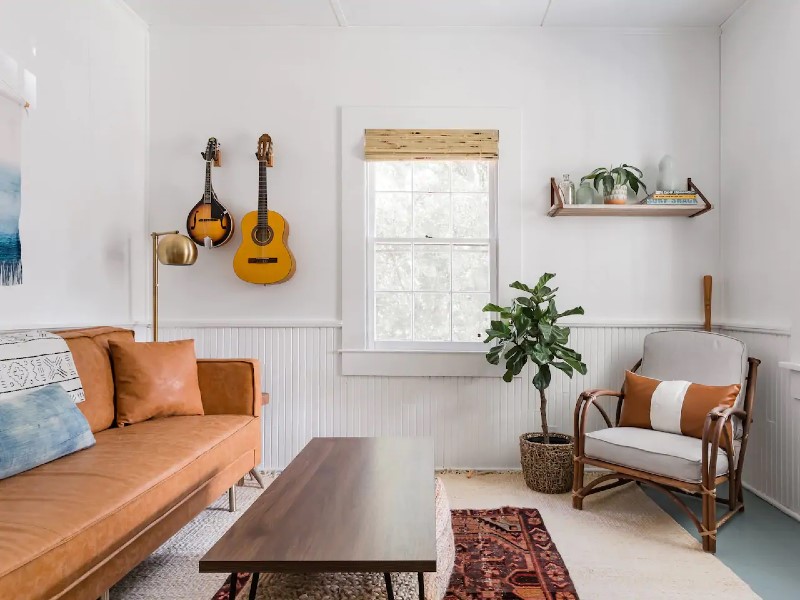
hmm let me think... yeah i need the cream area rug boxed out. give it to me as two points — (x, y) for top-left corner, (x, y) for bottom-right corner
(112, 472), (759, 600)
(440, 472), (758, 600)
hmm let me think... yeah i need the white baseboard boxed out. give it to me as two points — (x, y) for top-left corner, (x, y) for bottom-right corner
(742, 483), (800, 523)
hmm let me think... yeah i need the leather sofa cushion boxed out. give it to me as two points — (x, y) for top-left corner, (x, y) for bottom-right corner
(584, 427), (733, 483)
(110, 340), (204, 426)
(57, 327), (135, 433)
(0, 415), (259, 600)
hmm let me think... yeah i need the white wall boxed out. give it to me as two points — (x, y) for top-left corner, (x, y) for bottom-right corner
(721, 0), (800, 332)
(0, 0), (148, 329)
(148, 26), (721, 326)
(720, 0), (800, 518)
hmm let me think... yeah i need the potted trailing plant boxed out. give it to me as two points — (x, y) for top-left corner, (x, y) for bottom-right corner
(483, 274), (587, 494)
(582, 164), (647, 205)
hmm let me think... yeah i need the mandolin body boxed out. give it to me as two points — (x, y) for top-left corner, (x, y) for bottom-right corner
(186, 197), (235, 248)
(233, 210), (295, 284)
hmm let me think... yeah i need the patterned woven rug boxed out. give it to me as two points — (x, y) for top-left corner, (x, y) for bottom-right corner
(212, 507), (577, 600)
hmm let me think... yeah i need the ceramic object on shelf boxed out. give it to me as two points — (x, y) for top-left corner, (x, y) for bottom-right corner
(657, 154), (678, 191)
(605, 184), (628, 205)
(575, 180), (596, 205)
(558, 174), (575, 205)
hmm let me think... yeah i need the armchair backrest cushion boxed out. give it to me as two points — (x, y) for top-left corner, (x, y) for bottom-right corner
(639, 330), (748, 436)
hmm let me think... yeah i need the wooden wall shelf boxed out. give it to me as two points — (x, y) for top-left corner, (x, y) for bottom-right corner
(548, 177), (713, 218)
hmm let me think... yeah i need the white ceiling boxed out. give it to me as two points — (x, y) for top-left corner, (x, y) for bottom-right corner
(121, 0), (749, 28)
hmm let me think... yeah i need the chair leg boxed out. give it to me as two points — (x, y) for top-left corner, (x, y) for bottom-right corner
(98, 591), (110, 600)
(572, 459), (585, 510)
(702, 484), (717, 553)
(228, 486), (237, 513)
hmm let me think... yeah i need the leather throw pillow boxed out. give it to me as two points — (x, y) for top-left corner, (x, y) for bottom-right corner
(109, 339), (204, 426)
(619, 370), (740, 449)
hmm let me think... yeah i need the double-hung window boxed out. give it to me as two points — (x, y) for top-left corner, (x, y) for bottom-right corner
(366, 132), (498, 351)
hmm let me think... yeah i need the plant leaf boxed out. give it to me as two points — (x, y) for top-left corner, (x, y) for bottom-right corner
(509, 281), (534, 294)
(482, 303), (505, 313)
(622, 164), (643, 177)
(561, 356), (588, 375)
(557, 306), (584, 319)
(551, 361), (574, 378)
(502, 369), (514, 383)
(532, 365), (552, 390)
(486, 345), (503, 364)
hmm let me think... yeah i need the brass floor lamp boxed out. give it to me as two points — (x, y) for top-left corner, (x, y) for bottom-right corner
(151, 231), (197, 341)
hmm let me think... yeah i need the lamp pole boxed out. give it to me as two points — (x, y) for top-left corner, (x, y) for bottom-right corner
(151, 231), (179, 342)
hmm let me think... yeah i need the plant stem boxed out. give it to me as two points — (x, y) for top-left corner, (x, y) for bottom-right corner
(539, 387), (549, 444)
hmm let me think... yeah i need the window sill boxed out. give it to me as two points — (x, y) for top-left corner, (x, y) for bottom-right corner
(340, 349), (506, 377)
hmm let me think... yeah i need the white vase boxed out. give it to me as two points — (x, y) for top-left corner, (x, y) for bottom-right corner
(657, 154), (678, 191)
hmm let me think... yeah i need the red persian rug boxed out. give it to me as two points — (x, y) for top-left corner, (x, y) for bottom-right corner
(214, 507), (578, 600)
(447, 507), (578, 600)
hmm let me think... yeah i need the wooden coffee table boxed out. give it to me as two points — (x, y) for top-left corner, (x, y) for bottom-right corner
(200, 437), (436, 600)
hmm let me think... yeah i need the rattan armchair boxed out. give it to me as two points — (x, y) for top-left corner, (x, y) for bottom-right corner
(572, 330), (760, 553)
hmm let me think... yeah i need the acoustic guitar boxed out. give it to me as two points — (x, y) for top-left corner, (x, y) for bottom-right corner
(186, 138), (235, 248)
(233, 134), (295, 284)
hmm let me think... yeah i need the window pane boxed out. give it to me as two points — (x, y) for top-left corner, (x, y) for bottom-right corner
(373, 162), (411, 191)
(452, 244), (490, 292)
(413, 193), (451, 238)
(413, 162), (450, 192)
(451, 161), (489, 192)
(414, 293), (451, 341)
(375, 292), (412, 340)
(452, 193), (489, 238)
(374, 192), (412, 238)
(374, 244), (412, 291)
(414, 244), (450, 291)
(452, 293), (491, 342)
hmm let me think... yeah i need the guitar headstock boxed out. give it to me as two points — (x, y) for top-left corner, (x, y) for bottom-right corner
(255, 134), (274, 166)
(201, 137), (219, 162)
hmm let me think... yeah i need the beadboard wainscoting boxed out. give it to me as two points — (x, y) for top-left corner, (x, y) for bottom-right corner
(151, 323), (799, 518)
(155, 324), (684, 471)
(720, 328), (799, 520)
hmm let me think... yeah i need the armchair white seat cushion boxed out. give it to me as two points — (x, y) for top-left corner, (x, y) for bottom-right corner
(584, 427), (734, 482)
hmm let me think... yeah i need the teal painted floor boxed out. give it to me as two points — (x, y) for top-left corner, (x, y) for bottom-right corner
(644, 485), (800, 599)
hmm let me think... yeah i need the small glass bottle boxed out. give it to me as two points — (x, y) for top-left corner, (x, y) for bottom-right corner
(575, 180), (596, 205)
(559, 174), (575, 205)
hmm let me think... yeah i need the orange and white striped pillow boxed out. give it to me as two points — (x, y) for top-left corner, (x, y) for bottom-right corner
(619, 371), (740, 448)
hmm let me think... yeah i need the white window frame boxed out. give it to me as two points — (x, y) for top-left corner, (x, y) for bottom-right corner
(366, 160), (498, 352)
(341, 107), (522, 377)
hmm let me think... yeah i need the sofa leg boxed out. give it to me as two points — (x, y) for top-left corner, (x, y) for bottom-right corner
(249, 468), (266, 489)
(228, 486), (237, 513)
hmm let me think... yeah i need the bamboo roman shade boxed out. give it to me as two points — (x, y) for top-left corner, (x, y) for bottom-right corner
(364, 129), (499, 161)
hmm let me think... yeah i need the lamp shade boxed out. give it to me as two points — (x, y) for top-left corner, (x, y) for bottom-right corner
(156, 233), (198, 266)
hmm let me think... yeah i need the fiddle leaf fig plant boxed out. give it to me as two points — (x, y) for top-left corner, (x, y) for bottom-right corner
(582, 164), (647, 198)
(483, 274), (587, 443)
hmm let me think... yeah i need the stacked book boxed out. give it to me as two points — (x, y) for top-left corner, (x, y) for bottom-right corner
(641, 190), (698, 205)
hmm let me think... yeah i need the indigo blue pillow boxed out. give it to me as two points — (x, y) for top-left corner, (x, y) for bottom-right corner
(0, 384), (96, 479)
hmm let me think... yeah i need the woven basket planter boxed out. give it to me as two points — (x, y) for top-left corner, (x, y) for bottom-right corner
(519, 432), (574, 494)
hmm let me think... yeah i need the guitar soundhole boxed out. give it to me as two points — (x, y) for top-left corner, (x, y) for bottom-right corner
(252, 225), (274, 246)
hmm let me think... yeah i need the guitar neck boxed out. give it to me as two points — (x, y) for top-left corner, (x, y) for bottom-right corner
(204, 161), (213, 203)
(258, 161), (268, 227)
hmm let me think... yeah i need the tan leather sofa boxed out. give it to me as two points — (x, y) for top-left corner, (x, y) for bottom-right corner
(0, 327), (262, 600)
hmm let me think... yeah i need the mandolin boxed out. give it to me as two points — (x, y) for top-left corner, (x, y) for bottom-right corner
(186, 137), (235, 248)
(233, 134), (295, 284)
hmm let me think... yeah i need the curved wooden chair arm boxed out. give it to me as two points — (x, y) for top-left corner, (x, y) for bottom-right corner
(701, 404), (739, 489)
(574, 390), (622, 455)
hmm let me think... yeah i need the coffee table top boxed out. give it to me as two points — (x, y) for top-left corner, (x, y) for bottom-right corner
(200, 437), (436, 574)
